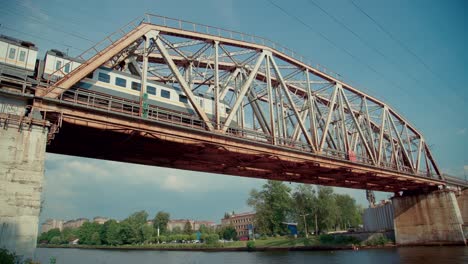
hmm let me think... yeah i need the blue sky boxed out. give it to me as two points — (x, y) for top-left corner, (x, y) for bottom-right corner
(1, 0), (466, 224)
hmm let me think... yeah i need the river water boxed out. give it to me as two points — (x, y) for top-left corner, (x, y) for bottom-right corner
(35, 246), (468, 264)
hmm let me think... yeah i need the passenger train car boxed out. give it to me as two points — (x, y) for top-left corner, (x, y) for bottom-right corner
(0, 35), (38, 79)
(0, 34), (233, 121)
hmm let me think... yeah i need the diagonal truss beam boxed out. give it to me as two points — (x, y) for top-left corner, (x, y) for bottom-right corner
(154, 34), (214, 131)
(41, 24), (152, 98)
(221, 51), (266, 132)
(269, 54), (316, 152)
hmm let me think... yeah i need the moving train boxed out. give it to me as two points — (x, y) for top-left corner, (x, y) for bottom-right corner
(0, 34), (232, 119)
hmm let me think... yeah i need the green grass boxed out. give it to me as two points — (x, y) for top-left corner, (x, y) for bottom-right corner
(223, 237), (320, 248)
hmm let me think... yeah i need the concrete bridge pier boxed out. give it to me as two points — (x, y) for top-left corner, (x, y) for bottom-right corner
(456, 189), (468, 238)
(392, 189), (466, 245)
(0, 105), (49, 259)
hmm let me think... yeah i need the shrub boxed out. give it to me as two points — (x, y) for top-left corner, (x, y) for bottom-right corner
(319, 234), (361, 245)
(50, 236), (62, 245)
(0, 248), (18, 264)
(364, 234), (391, 246)
(246, 240), (255, 250)
(204, 234), (219, 245)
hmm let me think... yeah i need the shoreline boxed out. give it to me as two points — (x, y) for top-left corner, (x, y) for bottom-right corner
(38, 244), (400, 252)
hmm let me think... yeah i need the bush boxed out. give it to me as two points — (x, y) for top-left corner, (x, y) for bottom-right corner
(50, 236), (62, 245)
(246, 241), (255, 250)
(0, 248), (18, 264)
(364, 234), (391, 246)
(259, 234), (268, 240)
(319, 234), (361, 245)
(204, 234), (219, 245)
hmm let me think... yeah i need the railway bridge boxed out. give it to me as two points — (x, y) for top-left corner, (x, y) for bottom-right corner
(1, 14), (467, 258)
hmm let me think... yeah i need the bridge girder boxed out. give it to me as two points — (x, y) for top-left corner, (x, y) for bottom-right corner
(37, 14), (442, 183)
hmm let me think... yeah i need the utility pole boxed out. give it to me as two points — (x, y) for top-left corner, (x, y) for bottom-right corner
(315, 213), (318, 236)
(299, 213), (310, 238)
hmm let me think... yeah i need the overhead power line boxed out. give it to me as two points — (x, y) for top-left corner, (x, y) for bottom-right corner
(266, 0), (406, 95)
(0, 24), (85, 53)
(306, 0), (423, 86)
(349, 0), (464, 100)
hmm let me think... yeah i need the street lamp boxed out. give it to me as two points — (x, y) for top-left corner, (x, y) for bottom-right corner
(299, 213), (310, 238)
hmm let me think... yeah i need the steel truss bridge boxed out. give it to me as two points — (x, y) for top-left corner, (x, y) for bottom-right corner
(3, 14), (465, 193)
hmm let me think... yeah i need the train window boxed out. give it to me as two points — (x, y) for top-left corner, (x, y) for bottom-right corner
(8, 47), (16, 59)
(115, 77), (127, 88)
(147, 86), (156, 95)
(64, 63), (70, 73)
(55, 61), (62, 70)
(131, 82), (141, 91)
(19, 51), (26, 62)
(98, 72), (110, 83)
(179, 95), (188, 103)
(161, 90), (170, 99)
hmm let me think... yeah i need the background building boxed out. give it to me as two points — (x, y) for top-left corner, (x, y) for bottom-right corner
(63, 218), (89, 229)
(167, 219), (193, 231)
(221, 212), (255, 238)
(40, 219), (63, 233)
(93, 216), (109, 224)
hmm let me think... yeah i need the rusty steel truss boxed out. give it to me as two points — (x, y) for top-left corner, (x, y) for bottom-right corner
(37, 14), (443, 187)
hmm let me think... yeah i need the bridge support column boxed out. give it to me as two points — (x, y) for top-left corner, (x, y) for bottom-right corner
(392, 189), (466, 245)
(456, 189), (468, 238)
(0, 120), (48, 259)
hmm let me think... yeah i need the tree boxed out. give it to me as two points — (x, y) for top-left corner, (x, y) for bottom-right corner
(316, 186), (338, 232)
(153, 211), (170, 235)
(50, 236), (61, 245)
(292, 184), (317, 236)
(103, 220), (122, 245)
(141, 224), (154, 243)
(171, 226), (182, 234)
(90, 232), (102, 245)
(37, 228), (61, 244)
(121, 210), (149, 243)
(219, 225), (237, 240)
(247, 180), (292, 235)
(183, 221), (193, 235)
(78, 222), (102, 245)
(61, 227), (78, 244)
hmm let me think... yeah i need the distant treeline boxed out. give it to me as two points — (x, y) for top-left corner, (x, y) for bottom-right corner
(38, 211), (236, 245)
(248, 181), (364, 236)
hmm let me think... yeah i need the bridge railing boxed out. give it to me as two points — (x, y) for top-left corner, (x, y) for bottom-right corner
(10, 86), (433, 180)
(144, 13), (342, 80)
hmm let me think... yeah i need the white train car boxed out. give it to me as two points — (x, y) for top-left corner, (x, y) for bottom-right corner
(0, 35), (38, 79)
(78, 67), (232, 118)
(42, 49), (84, 81)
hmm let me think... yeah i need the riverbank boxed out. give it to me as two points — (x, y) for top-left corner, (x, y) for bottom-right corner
(39, 244), (395, 252)
(38, 236), (396, 252)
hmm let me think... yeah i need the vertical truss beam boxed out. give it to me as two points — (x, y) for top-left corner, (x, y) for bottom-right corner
(214, 41), (220, 130)
(306, 70), (318, 150)
(266, 58), (276, 144)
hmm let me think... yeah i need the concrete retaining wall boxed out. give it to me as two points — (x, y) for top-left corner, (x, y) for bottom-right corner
(392, 190), (465, 245)
(363, 202), (394, 232)
(0, 124), (48, 259)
